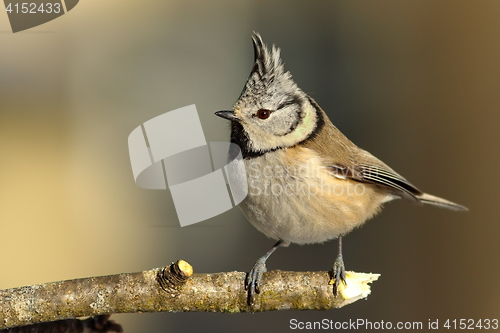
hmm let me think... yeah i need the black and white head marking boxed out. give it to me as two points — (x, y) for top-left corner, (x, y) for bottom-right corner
(230, 33), (321, 159)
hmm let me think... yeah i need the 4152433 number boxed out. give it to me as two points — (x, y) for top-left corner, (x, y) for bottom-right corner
(5, 3), (62, 14)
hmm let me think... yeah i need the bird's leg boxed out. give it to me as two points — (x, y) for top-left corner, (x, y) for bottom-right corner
(329, 236), (347, 296)
(245, 240), (283, 305)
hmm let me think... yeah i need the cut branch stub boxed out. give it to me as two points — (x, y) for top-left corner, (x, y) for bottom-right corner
(156, 260), (193, 293)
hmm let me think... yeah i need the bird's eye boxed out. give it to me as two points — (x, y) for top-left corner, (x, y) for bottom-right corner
(256, 109), (271, 119)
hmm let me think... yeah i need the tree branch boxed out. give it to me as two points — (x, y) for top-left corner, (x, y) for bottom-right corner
(0, 260), (379, 330)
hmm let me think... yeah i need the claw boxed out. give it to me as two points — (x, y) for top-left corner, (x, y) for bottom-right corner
(245, 240), (283, 305)
(329, 254), (347, 296)
(245, 258), (267, 304)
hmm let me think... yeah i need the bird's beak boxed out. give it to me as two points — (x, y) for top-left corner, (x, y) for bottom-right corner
(215, 110), (240, 122)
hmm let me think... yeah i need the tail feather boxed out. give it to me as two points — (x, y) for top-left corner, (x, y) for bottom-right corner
(417, 193), (468, 211)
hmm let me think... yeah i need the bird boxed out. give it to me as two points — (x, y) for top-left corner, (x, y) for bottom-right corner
(215, 32), (467, 305)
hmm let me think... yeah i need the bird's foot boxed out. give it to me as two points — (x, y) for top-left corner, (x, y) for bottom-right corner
(245, 257), (267, 305)
(329, 254), (347, 296)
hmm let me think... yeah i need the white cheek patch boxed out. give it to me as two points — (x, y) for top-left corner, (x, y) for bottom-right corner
(245, 103), (318, 152)
(293, 104), (317, 140)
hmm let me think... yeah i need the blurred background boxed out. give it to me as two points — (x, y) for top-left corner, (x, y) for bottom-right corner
(0, 0), (499, 332)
